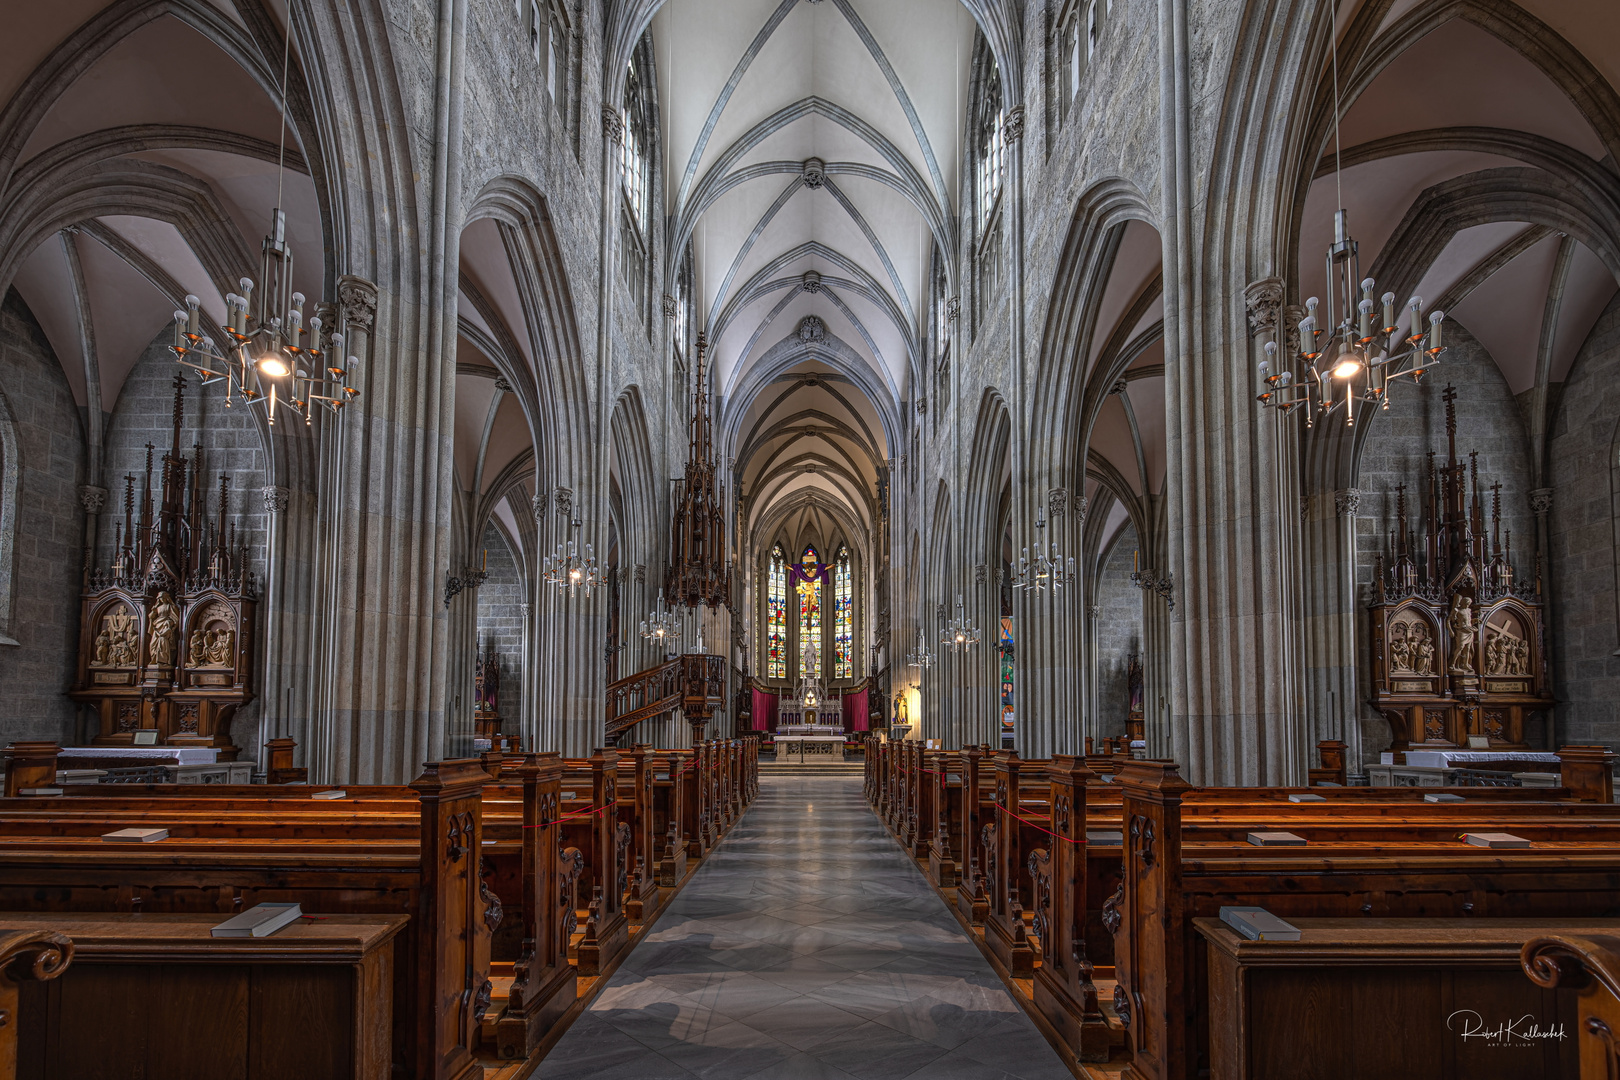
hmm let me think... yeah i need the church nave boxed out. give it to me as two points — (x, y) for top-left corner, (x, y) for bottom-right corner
(541, 775), (1071, 1080)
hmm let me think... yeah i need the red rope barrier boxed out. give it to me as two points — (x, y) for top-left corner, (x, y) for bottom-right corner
(523, 798), (619, 828)
(995, 800), (1082, 844)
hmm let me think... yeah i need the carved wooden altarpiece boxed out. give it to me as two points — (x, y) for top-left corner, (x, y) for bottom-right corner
(1368, 387), (1551, 750)
(70, 376), (257, 758)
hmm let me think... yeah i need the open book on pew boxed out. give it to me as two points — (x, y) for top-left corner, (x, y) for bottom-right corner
(212, 902), (304, 938)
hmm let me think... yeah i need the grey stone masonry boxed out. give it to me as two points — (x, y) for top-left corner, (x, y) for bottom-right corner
(475, 523), (525, 725)
(1093, 525), (1142, 741)
(1549, 290), (1620, 748)
(0, 289), (85, 745)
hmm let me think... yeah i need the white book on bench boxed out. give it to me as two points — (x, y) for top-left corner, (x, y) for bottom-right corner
(1288, 793), (1326, 802)
(310, 789), (347, 800)
(1247, 831), (1307, 846)
(101, 827), (167, 843)
(1425, 793), (1465, 803)
(1463, 831), (1531, 848)
(1220, 906), (1302, 941)
(212, 902), (303, 938)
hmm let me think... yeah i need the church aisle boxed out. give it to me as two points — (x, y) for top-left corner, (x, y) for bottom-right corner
(537, 775), (1072, 1080)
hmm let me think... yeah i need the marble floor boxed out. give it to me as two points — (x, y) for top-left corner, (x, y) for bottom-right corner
(538, 776), (1072, 1080)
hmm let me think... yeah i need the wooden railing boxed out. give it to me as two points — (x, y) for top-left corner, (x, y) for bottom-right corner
(605, 654), (726, 743)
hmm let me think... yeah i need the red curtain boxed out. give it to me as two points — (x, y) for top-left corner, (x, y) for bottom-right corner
(750, 688), (778, 732)
(843, 689), (869, 732)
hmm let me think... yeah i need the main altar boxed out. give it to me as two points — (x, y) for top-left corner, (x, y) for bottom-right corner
(775, 646), (845, 763)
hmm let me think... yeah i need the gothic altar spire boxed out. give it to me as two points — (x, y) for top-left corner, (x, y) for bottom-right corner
(667, 332), (729, 609)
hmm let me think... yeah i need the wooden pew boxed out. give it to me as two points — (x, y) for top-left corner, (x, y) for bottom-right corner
(558, 750), (629, 977)
(7, 911), (405, 1080)
(1111, 760), (1620, 1080)
(1522, 931), (1620, 1080)
(0, 926), (71, 1080)
(0, 759), (495, 1080)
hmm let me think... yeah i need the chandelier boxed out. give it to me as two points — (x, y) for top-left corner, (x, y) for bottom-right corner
(542, 521), (602, 596)
(1010, 512), (1075, 592)
(1255, 209), (1445, 427)
(170, 212), (360, 426)
(941, 594), (982, 652)
(639, 589), (679, 642)
(905, 627), (935, 670)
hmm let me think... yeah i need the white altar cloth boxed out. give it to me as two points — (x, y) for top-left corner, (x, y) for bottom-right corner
(59, 747), (220, 765)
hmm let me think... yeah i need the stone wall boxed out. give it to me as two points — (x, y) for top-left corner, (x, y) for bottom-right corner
(96, 327), (269, 576)
(475, 523), (526, 727)
(1548, 290), (1620, 747)
(0, 289), (86, 744)
(1093, 524), (1142, 741)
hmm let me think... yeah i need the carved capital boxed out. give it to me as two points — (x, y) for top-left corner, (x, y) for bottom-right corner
(1003, 106), (1026, 143)
(602, 107), (624, 143)
(796, 315), (825, 343)
(634, 563), (646, 585)
(337, 275), (377, 335)
(936, 602), (947, 622)
(493, 376), (513, 394)
(1529, 487), (1554, 516)
(1243, 277), (1286, 338)
(554, 486), (573, 520)
(261, 485), (290, 515)
(802, 270), (822, 294)
(801, 157), (826, 189)
(1111, 379), (1129, 396)
(1335, 488), (1362, 517)
(531, 492), (547, 522)
(78, 485), (107, 514)
(974, 563), (987, 586)
(946, 296), (960, 322)
(661, 293), (678, 320)
(1075, 494), (1089, 527)
(1047, 488), (1067, 518)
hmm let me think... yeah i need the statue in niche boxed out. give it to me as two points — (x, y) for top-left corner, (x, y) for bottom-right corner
(188, 630), (207, 667)
(1389, 622), (1412, 673)
(1413, 624), (1435, 675)
(1447, 595), (1476, 675)
(147, 592), (179, 667)
(94, 627), (112, 666)
(205, 628), (235, 667)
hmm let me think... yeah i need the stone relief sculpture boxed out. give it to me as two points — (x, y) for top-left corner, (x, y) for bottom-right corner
(205, 629), (235, 666)
(1388, 618), (1434, 675)
(1446, 595), (1475, 675)
(147, 592), (179, 666)
(1484, 621), (1530, 676)
(188, 630), (207, 667)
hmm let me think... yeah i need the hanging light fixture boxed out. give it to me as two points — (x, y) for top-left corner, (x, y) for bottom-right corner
(542, 520), (602, 596)
(168, 22), (360, 426)
(1010, 511), (1075, 592)
(1254, 0), (1446, 427)
(906, 627), (935, 670)
(941, 594), (982, 652)
(640, 589), (679, 642)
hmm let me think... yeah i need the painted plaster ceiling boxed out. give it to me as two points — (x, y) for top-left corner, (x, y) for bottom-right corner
(1301, 7), (1620, 403)
(3, 6), (320, 440)
(652, 0), (975, 549)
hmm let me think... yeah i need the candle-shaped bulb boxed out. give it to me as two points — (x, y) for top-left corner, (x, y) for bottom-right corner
(308, 315), (321, 348)
(173, 310), (187, 348)
(185, 295), (200, 336)
(1428, 310), (1444, 352)
(1358, 297), (1374, 340)
(1381, 291), (1396, 334)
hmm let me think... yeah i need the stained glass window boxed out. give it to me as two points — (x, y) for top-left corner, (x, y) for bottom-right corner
(799, 546), (821, 679)
(766, 544), (787, 679)
(833, 546), (853, 679)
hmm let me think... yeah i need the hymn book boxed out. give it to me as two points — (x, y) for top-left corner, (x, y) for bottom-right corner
(1219, 906), (1302, 941)
(1463, 831), (1531, 848)
(1247, 831), (1307, 846)
(311, 789), (348, 799)
(211, 902), (303, 938)
(101, 827), (167, 842)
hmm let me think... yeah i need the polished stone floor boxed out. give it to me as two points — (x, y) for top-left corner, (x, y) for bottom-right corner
(539, 776), (1071, 1080)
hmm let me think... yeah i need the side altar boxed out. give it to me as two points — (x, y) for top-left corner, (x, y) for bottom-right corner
(69, 376), (257, 758)
(1367, 386), (1552, 751)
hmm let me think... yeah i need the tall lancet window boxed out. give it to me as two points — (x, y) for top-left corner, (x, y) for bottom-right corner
(766, 543), (787, 679)
(798, 546), (822, 679)
(833, 546), (853, 679)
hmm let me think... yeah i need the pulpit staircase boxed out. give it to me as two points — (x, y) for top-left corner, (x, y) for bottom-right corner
(605, 653), (726, 745)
